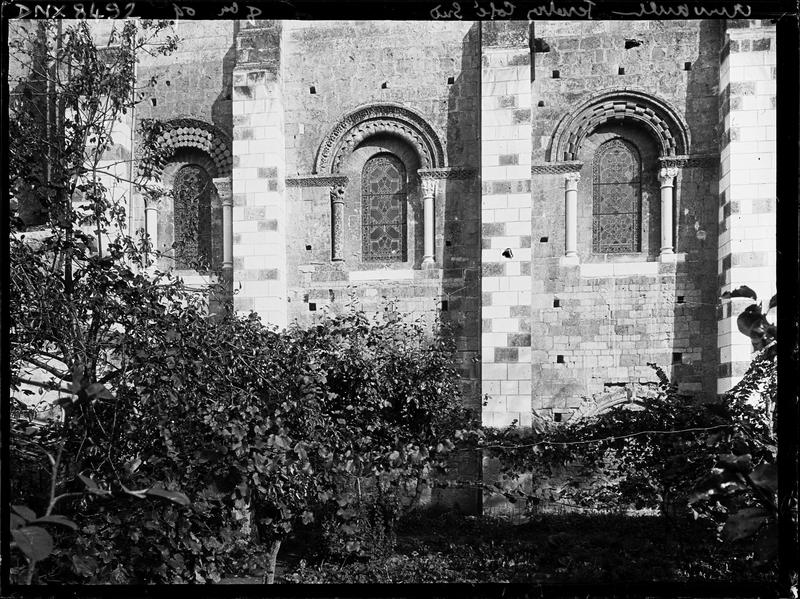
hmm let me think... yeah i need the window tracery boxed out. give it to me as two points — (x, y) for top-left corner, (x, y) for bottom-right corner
(361, 154), (407, 262)
(592, 139), (642, 254)
(173, 164), (213, 269)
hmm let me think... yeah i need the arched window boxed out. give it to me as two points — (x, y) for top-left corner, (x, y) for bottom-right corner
(592, 139), (642, 254)
(173, 164), (213, 269)
(361, 153), (407, 262)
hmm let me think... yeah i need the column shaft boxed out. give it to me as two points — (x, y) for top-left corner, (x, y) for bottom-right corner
(564, 173), (580, 259)
(421, 178), (436, 264)
(659, 167), (678, 256)
(330, 185), (345, 262)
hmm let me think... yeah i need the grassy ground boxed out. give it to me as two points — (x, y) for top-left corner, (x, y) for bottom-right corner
(269, 510), (775, 584)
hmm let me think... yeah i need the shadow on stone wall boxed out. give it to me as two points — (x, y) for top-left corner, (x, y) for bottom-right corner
(672, 19), (721, 400)
(433, 22), (483, 514)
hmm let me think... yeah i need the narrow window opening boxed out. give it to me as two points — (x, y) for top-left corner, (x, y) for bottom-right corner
(556, 355), (565, 364)
(309, 86), (316, 94)
(684, 61), (692, 71)
(672, 352), (683, 363)
(593, 138), (642, 254)
(441, 300), (449, 311)
(362, 153), (407, 262)
(552, 70), (560, 79)
(151, 98), (157, 106)
(553, 298), (561, 308)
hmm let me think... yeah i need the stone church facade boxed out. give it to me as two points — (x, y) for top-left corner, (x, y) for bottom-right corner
(71, 19), (779, 427)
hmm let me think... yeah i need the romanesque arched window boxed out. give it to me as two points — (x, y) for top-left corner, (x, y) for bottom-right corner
(173, 164), (213, 269)
(592, 138), (642, 254)
(361, 153), (407, 262)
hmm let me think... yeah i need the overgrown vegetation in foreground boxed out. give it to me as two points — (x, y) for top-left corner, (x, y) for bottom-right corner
(9, 18), (785, 586)
(279, 510), (775, 584)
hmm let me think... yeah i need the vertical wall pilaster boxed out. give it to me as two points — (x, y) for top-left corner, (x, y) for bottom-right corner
(717, 21), (777, 393)
(232, 21), (287, 327)
(480, 22), (533, 429)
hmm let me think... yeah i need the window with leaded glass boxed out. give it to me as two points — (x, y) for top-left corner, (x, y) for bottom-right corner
(361, 154), (407, 262)
(173, 164), (213, 269)
(592, 139), (642, 254)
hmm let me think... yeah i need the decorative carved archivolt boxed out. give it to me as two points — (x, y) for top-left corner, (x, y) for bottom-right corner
(549, 89), (691, 162)
(285, 175), (349, 187)
(143, 118), (232, 178)
(314, 103), (446, 175)
(418, 167), (477, 180)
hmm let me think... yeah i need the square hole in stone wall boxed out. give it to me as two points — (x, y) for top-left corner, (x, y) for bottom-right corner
(553, 298), (560, 308)
(552, 70), (560, 78)
(305, 244), (312, 251)
(556, 355), (564, 364)
(677, 295), (685, 304)
(553, 412), (563, 422)
(540, 236), (549, 242)
(672, 352), (682, 363)
(309, 303), (317, 311)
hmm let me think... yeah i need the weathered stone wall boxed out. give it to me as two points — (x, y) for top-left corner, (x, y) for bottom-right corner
(280, 21), (483, 413)
(524, 20), (722, 419)
(480, 22), (535, 429)
(717, 20), (777, 392)
(133, 21), (235, 237)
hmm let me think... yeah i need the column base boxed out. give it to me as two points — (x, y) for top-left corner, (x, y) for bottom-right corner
(559, 255), (580, 266)
(659, 251), (678, 263)
(422, 256), (436, 267)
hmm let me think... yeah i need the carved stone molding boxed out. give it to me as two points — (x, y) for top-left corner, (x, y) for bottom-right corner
(418, 167), (477, 180)
(314, 103), (445, 174)
(141, 118), (232, 178)
(549, 89), (691, 162)
(565, 172), (582, 185)
(659, 154), (719, 169)
(285, 174), (349, 187)
(531, 161), (584, 175)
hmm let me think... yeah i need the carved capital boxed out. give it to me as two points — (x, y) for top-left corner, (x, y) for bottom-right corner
(564, 172), (581, 186)
(658, 166), (680, 185)
(330, 184), (346, 204)
(421, 177), (437, 198)
(213, 177), (233, 206)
